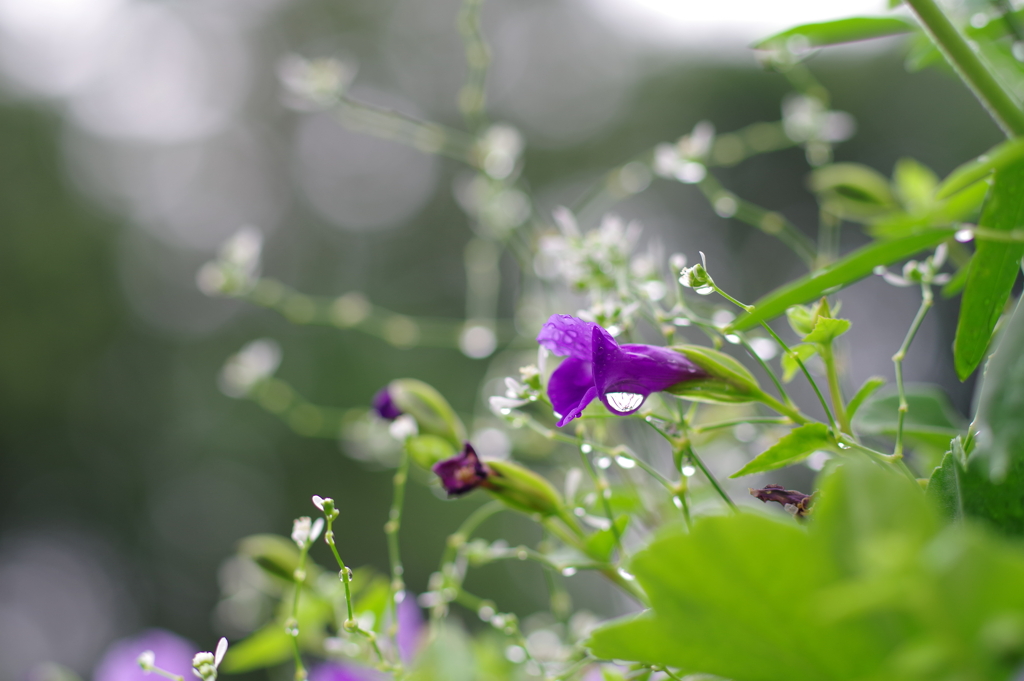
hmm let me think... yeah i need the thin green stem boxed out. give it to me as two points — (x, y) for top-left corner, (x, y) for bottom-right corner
(385, 450), (411, 637)
(148, 668), (184, 681)
(759, 321), (837, 431)
(819, 342), (851, 434)
(456, 0), (490, 131)
(736, 333), (791, 404)
(324, 518), (355, 623)
(904, 0), (1024, 137)
(685, 443), (738, 511)
(576, 438), (623, 557)
(893, 285), (934, 460)
(288, 545), (310, 681)
(692, 416), (790, 433)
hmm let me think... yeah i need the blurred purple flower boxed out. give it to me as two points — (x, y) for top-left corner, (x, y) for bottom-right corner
(396, 595), (424, 664)
(432, 443), (489, 496)
(309, 663), (387, 681)
(372, 387), (402, 420)
(536, 314), (705, 427)
(94, 629), (195, 681)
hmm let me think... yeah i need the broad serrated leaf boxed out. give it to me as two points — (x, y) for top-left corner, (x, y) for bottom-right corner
(953, 162), (1024, 380)
(852, 385), (967, 451)
(729, 229), (957, 331)
(803, 317), (852, 344)
(753, 16), (915, 50)
(731, 423), (833, 477)
(846, 376), (886, 419)
(781, 343), (817, 383)
(936, 133), (1024, 200)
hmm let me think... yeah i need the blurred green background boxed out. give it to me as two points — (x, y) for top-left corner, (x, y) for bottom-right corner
(0, 0), (1001, 678)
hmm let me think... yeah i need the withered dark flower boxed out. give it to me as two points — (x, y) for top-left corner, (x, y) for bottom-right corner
(432, 443), (490, 496)
(749, 484), (814, 518)
(372, 387), (403, 420)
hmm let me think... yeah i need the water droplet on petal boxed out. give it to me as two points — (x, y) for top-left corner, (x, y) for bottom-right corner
(561, 567), (577, 577)
(605, 392), (644, 413)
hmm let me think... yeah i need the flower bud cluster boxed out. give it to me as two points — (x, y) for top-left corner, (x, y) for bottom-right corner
(678, 252), (715, 295)
(277, 55), (355, 110)
(196, 228), (264, 297)
(654, 120), (714, 184)
(192, 638), (228, 681)
(873, 244), (950, 288)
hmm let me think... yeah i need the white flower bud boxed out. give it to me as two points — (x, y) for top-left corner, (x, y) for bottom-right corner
(137, 651), (155, 672)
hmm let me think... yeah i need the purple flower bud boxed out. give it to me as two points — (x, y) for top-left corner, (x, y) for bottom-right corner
(372, 387), (403, 420)
(432, 443), (490, 496)
(749, 484), (814, 518)
(537, 314), (705, 427)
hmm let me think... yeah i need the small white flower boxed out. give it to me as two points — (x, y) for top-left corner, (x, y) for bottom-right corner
(218, 339), (282, 398)
(309, 517), (325, 544)
(214, 638), (228, 669)
(291, 517), (312, 548)
(137, 651), (155, 672)
(311, 495), (325, 511)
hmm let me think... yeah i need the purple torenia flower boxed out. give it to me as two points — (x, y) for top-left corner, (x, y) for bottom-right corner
(372, 387), (402, 420)
(537, 314), (705, 427)
(310, 662), (387, 681)
(396, 594), (424, 663)
(94, 629), (196, 681)
(432, 443), (490, 496)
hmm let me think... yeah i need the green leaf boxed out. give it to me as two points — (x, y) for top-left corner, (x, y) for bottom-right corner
(781, 343), (817, 383)
(730, 423), (833, 477)
(893, 158), (938, 214)
(972, 298), (1024, 481)
(803, 317), (852, 344)
(866, 179), (987, 238)
(588, 510), (893, 679)
(851, 384), (967, 451)
(753, 17), (915, 50)
(809, 163), (899, 219)
(926, 446), (966, 523)
(936, 137), (1024, 199)
(846, 376), (886, 419)
(219, 624), (292, 673)
(953, 162), (1024, 380)
(729, 229), (957, 331)
(237, 534), (318, 584)
(584, 515), (630, 563)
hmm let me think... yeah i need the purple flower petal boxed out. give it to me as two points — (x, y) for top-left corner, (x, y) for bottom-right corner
(94, 630), (196, 681)
(536, 314), (600, 360)
(593, 328), (705, 415)
(396, 595), (424, 663)
(372, 387), (402, 420)
(548, 356), (599, 427)
(309, 662), (388, 681)
(432, 443), (489, 496)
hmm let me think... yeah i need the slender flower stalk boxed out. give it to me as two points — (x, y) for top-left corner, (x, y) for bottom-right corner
(893, 284), (934, 461)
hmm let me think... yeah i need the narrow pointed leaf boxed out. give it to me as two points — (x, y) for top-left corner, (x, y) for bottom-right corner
(846, 376), (886, 419)
(936, 137), (1024, 199)
(952, 163), (1024, 380)
(729, 229), (956, 331)
(753, 17), (915, 50)
(731, 423), (833, 477)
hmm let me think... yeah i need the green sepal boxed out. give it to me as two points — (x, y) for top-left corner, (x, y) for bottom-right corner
(484, 459), (565, 517)
(388, 378), (467, 447)
(667, 345), (762, 403)
(406, 434), (457, 470)
(803, 317), (852, 344)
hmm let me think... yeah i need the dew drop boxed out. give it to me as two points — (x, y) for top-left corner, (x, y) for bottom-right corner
(561, 567), (577, 577)
(673, 496), (684, 509)
(837, 442), (851, 450)
(617, 568), (636, 581)
(615, 456), (636, 469)
(672, 317), (692, 327)
(500, 408), (511, 415)
(725, 334), (741, 344)
(580, 443), (593, 454)
(955, 228), (974, 243)
(339, 567), (354, 582)
(681, 465), (697, 477)
(596, 457), (612, 469)
(605, 392), (644, 412)
(516, 548), (528, 560)
(478, 604), (495, 622)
